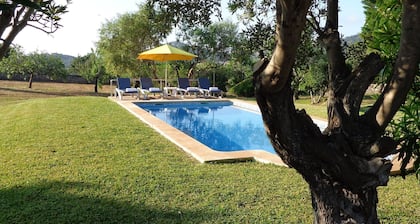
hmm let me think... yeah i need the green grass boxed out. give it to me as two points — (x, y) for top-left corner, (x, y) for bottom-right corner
(231, 96), (329, 119)
(295, 98), (328, 119)
(0, 96), (418, 223)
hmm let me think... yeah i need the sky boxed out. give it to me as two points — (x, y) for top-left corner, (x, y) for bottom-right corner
(13, 0), (365, 57)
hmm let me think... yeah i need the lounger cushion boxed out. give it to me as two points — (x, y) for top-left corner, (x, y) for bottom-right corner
(125, 88), (138, 92)
(209, 87), (219, 91)
(149, 87), (161, 92)
(187, 87), (199, 91)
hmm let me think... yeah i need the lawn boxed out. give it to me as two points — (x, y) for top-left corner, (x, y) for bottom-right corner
(0, 80), (418, 223)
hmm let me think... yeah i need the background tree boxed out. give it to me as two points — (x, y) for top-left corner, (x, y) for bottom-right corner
(229, 1), (328, 99)
(241, 19), (275, 60)
(294, 24), (327, 100)
(343, 41), (368, 71)
(146, 0), (276, 97)
(0, 48), (67, 88)
(229, 0), (275, 59)
(0, 0), (69, 60)
(226, 0), (275, 96)
(96, 3), (172, 78)
(70, 50), (109, 93)
(150, 0), (420, 223)
(0, 45), (24, 75)
(298, 56), (328, 104)
(148, 0), (221, 28)
(179, 21), (244, 88)
(182, 21), (240, 63)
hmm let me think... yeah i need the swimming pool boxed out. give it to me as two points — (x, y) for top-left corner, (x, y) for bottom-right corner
(135, 101), (277, 154)
(135, 101), (329, 156)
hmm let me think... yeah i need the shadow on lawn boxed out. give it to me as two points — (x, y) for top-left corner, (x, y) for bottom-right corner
(0, 181), (214, 223)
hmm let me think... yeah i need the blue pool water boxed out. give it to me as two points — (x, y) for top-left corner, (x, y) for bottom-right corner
(135, 101), (277, 154)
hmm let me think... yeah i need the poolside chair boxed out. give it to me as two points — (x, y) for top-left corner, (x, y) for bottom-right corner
(198, 77), (223, 98)
(177, 77), (201, 98)
(139, 77), (163, 99)
(115, 77), (139, 100)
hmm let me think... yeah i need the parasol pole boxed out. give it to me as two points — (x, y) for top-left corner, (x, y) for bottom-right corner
(165, 62), (168, 87)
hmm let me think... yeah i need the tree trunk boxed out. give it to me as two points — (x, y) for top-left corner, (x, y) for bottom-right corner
(28, 73), (33, 89)
(252, 0), (420, 223)
(310, 182), (380, 223)
(254, 71), (388, 222)
(94, 77), (98, 93)
(309, 90), (313, 103)
(152, 63), (158, 79)
(187, 62), (196, 79)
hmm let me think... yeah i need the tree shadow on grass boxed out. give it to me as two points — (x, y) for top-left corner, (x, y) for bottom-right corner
(0, 181), (215, 223)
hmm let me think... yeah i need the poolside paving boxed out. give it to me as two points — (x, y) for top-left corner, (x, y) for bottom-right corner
(110, 96), (287, 167)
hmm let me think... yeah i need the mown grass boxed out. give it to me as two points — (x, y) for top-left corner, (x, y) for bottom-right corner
(237, 95), (378, 120)
(233, 96), (329, 119)
(0, 81), (418, 223)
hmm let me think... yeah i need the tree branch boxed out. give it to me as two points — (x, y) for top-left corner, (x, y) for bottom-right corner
(0, 5), (14, 37)
(25, 23), (57, 34)
(0, 5), (35, 59)
(14, 3), (27, 24)
(343, 53), (385, 119)
(365, 0), (420, 131)
(306, 11), (323, 36)
(258, 0), (312, 94)
(321, 0), (353, 132)
(0, 1), (69, 60)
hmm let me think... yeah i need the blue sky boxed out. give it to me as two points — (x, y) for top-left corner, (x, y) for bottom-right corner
(14, 0), (365, 56)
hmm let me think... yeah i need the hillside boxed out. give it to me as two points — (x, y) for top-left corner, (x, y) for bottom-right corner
(343, 34), (362, 45)
(51, 53), (75, 68)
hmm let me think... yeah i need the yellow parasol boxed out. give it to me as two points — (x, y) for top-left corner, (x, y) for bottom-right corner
(137, 44), (197, 86)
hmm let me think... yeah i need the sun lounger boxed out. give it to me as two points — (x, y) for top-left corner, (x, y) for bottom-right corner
(198, 77), (223, 98)
(139, 77), (163, 99)
(177, 78), (201, 98)
(115, 77), (139, 100)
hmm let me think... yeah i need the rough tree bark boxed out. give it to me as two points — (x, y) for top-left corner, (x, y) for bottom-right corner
(253, 0), (420, 223)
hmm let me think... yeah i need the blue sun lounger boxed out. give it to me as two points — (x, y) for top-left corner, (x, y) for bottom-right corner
(115, 77), (139, 100)
(177, 78), (201, 98)
(139, 77), (163, 99)
(198, 77), (223, 98)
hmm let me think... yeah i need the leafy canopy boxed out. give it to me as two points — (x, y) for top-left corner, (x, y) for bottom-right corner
(0, 47), (67, 79)
(96, 3), (172, 77)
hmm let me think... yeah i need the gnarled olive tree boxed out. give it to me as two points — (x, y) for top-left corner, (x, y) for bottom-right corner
(149, 0), (419, 222)
(253, 0), (419, 223)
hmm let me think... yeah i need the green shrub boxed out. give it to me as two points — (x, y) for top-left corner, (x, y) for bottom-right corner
(389, 77), (420, 178)
(229, 77), (254, 97)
